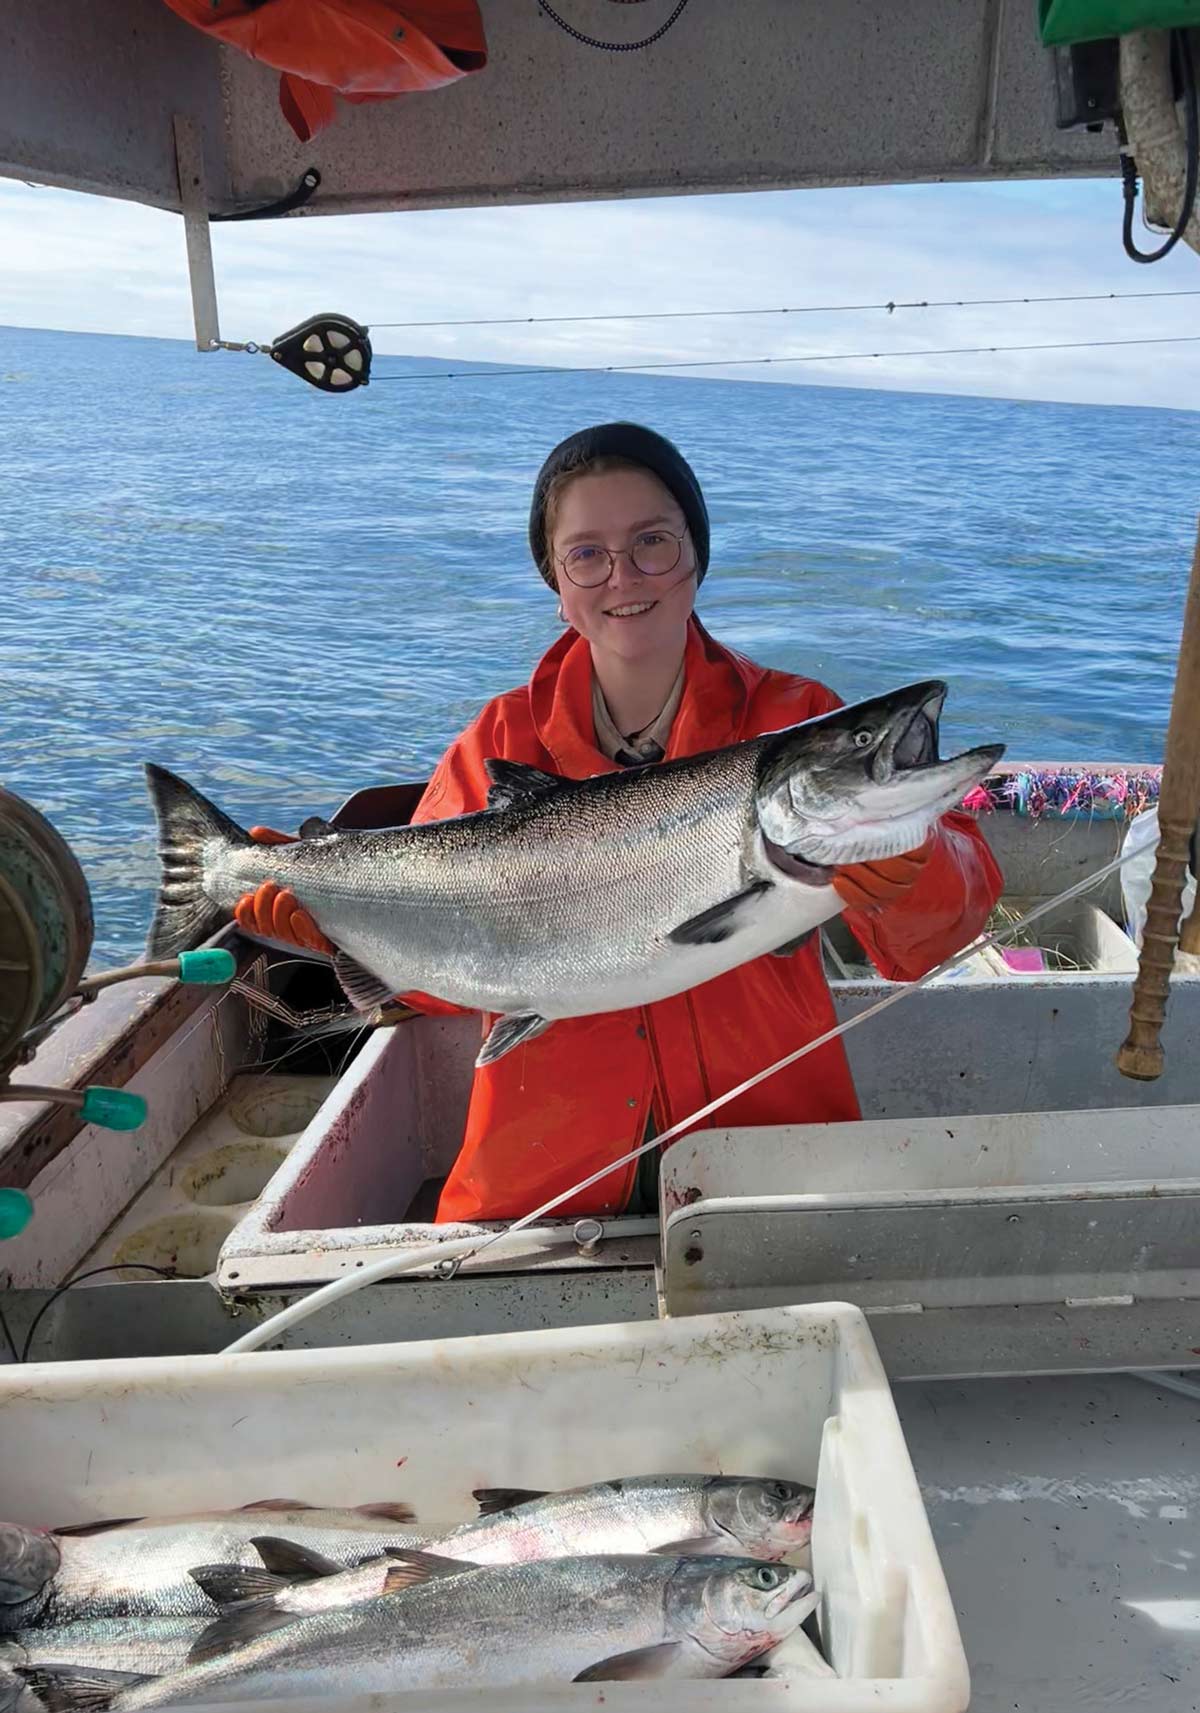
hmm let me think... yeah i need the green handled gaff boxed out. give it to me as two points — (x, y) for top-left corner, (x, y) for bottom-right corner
(0, 948), (238, 1236)
(74, 947), (237, 995)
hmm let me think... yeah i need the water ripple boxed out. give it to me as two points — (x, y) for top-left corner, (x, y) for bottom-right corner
(1, 326), (1194, 962)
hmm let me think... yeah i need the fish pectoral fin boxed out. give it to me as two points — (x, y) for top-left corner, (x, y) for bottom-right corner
(667, 882), (773, 946)
(334, 953), (397, 1013)
(15, 1666), (151, 1713)
(352, 1501), (417, 1524)
(382, 1550), (477, 1592)
(471, 1487), (549, 1516)
(475, 1013), (551, 1067)
(574, 1643), (685, 1682)
(483, 759), (566, 812)
(189, 1561), (291, 1607)
(770, 928), (817, 958)
(297, 816), (336, 839)
(250, 1536), (343, 1581)
(187, 1605), (297, 1665)
(648, 1535), (730, 1555)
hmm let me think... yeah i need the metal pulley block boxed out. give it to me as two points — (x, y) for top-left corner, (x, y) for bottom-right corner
(0, 785), (93, 1076)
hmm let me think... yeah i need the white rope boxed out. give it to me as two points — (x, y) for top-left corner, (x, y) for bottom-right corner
(222, 842), (1145, 1354)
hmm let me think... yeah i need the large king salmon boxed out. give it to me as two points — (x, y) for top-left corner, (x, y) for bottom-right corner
(145, 680), (1002, 1066)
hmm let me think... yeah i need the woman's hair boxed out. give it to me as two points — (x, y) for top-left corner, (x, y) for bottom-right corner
(539, 454), (653, 586)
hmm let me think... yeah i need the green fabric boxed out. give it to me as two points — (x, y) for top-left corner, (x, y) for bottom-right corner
(1038, 0), (1200, 46)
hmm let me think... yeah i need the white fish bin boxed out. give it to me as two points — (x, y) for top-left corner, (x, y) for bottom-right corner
(0, 1303), (967, 1713)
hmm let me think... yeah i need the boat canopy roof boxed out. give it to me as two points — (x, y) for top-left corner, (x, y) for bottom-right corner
(1, 0), (1112, 220)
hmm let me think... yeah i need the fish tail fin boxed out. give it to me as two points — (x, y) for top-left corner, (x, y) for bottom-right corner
(144, 763), (249, 959)
(14, 1667), (150, 1713)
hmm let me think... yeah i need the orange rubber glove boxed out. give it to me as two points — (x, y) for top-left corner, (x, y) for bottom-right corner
(232, 827), (336, 955)
(832, 833), (935, 912)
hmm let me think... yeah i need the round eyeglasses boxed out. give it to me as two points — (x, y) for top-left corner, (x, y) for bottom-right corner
(555, 526), (689, 589)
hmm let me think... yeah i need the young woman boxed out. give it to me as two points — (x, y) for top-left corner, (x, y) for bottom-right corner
(236, 423), (1002, 1221)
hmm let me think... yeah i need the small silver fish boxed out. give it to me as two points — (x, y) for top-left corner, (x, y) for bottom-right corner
(21, 1552), (818, 1706)
(187, 1473), (814, 1650)
(0, 1502), (417, 1633)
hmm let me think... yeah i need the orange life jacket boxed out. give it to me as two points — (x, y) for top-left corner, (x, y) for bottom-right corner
(406, 618), (1002, 1223)
(163, 0), (486, 141)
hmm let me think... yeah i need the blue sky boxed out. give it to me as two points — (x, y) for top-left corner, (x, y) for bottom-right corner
(1, 174), (1197, 408)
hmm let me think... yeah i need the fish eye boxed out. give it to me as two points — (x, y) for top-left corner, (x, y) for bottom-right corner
(852, 728), (874, 749)
(754, 1566), (782, 1589)
(768, 1481), (792, 1500)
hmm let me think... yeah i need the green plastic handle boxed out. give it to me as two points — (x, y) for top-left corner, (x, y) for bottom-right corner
(80, 1087), (148, 1132)
(0, 1187), (33, 1240)
(177, 948), (236, 985)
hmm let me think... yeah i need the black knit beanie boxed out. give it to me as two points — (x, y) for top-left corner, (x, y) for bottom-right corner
(529, 422), (711, 588)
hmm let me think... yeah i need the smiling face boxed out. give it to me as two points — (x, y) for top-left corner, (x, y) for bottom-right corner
(547, 466), (698, 664)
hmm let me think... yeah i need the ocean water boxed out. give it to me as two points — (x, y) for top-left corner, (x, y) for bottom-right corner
(1, 324), (1196, 966)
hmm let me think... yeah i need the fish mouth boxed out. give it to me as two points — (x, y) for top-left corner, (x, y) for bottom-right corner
(781, 1501), (815, 1545)
(872, 682), (946, 782)
(765, 1571), (817, 1622)
(868, 681), (1004, 804)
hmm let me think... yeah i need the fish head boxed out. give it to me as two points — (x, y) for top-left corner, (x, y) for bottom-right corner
(755, 680), (1005, 867)
(703, 1477), (815, 1559)
(0, 1522), (60, 1607)
(665, 1557), (817, 1668)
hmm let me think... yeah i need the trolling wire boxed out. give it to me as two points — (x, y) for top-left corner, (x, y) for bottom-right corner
(369, 287), (1200, 332)
(222, 837), (1152, 1355)
(374, 332), (1200, 384)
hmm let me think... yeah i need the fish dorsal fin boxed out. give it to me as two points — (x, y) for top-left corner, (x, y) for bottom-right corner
(353, 1501), (417, 1524)
(52, 1517), (143, 1537)
(574, 1642), (684, 1682)
(471, 1487), (549, 1516)
(298, 816), (337, 840)
(189, 1562), (290, 1608)
(382, 1550), (477, 1593)
(334, 952), (396, 1013)
(249, 1537), (343, 1581)
(239, 1499), (313, 1512)
(484, 759), (565, 812)
(667, 881), (772, 946)
(187, 1603), (297, 1665)
(15, 1667), (151, 1713)
(476, 1012), (551, 1068)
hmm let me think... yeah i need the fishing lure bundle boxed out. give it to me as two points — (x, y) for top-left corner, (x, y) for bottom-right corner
(963, 767), (1161, 822)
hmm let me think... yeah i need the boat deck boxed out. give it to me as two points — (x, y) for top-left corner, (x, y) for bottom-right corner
(900, 1371), (1200, 1711)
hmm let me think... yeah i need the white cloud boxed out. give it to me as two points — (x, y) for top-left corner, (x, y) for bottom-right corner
(1, 176), (1197, 408)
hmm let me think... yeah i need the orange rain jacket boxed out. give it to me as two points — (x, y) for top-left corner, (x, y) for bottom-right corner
(405, 618), (1002, 1223)
(163, 1), (486, 141)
